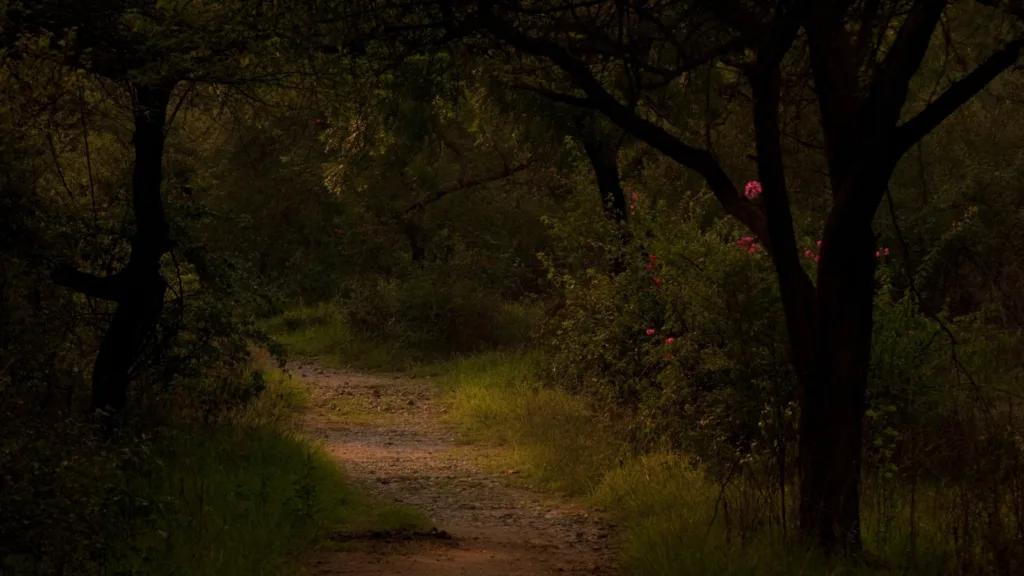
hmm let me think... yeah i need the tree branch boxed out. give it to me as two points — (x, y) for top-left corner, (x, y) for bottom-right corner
(512, 84), (595, 107)
(52, 265), (127, 301)
(868, 0), (949, 129)
(403, 162), (531, 215)
(434, 122), (470, 185)
(891, 38), (1023, 159)
(482, 9), (767, 238)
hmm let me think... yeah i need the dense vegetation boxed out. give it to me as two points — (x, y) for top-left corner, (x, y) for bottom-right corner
(2, 0), (1024, 574)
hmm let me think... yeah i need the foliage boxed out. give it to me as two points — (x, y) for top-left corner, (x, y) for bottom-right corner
(538, 186), (1024, 572)
(543, 190), (794, 465)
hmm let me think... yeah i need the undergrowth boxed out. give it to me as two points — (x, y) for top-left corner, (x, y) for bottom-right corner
(263, 303), (429, 371)
(438, 351), (962, 576)
(108, 365), (431, 576)
(263, 300), (540, 372)
(0, 359), (430, 576)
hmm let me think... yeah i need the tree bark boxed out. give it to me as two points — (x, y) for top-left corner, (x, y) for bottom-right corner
(90, 82), (174, 414)
(798, 215), (876, 551)
(573, 117), (627, 225)
(572, 113), (630, 274)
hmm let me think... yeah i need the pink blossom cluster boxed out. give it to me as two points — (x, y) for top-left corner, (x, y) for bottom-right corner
(644, 254), (663, 289)
(643, 327), (676, 359)
(737, 236), (760, 254)
(744, 180), (763, 200)
(875, 247), (890, 258)
(804, 240), (822, 263)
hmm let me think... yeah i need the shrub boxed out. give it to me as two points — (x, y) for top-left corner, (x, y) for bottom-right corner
(541, 189), (1024, 573)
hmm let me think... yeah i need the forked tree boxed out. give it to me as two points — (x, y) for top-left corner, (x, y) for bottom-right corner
(453, 0), (1023, 550)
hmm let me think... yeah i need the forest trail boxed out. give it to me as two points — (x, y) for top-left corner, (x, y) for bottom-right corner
(292, 361), (617, 576)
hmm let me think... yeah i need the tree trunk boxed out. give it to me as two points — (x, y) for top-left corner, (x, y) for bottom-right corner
(574, 120), (627, 225)
(572, 114), (629, 274)
(91, 83), (174, 414)
(399, 215), (428, 263)
(797, 215), (876, 551)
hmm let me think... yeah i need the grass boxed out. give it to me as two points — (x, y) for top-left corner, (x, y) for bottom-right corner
(260, 309), (970, 574)
(438, 351), (959, 576)
(262, 300), (542, 373)
(109, 362), (431, 576)
(438, 350), (625, 495)
(263, 303), (425, 371)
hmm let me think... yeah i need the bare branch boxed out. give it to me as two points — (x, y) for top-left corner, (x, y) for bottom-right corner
(434, 122), (470, 185)
(52, 265), (127, 301)
(481, 9), (767, 238)
(403, 162), (532, 215)
(868, 0), (949, 129)
(891, 38), (1023, 159)
(511, 84), (595, 107)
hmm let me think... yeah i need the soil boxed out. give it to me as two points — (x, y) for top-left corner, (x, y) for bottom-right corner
(291, 361), (618, 576)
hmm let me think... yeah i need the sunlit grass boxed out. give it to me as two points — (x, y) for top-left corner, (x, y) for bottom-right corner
(439, 351), (961, 576)
(263, 301), (542, 372)
(108, 361), (431, 576)
(263, 303), (426, 371)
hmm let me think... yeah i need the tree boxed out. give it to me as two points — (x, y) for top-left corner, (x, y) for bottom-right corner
(457, 0), (1023, 550)
(2, 0), (303, 414)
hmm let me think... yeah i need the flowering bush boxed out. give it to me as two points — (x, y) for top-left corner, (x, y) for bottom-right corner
(541, 185), (1024, 540)
(542, 191), (794, 470)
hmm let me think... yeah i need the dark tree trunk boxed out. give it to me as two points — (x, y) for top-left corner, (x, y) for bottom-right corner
(752, 61), (877, 552)
(90, 83), (174, 414)
(572, 114), (629, 274)
(400, 216), (428, 262)
(573, 117), (627, 225)
(798, 215), (876, 551)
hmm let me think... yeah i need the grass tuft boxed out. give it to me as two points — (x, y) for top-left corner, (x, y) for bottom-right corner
(439, 350), (955, 576)
(440, 350), (625, 495)
(263, 303), (424, 371)
(107, 362), (430, 576)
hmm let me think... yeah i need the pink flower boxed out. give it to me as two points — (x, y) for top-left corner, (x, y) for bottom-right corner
(644, 263), (653, 271)
(646, 328), (655, 335)
(648, 254), (658, 265)
(744, 180), (763, 199)
(665, 337), (675, 344)
(805, 249), (814, 259)
(737, 236), (760, 255)
(632, 193), (639, 201)
(875, 250), (880, 258)
(630, 204), (635, 209)
(817, 240), (823, 248)
(664, 353), (672, 360)
(814, 255), (819, 262)
(884, 248), (890, 255)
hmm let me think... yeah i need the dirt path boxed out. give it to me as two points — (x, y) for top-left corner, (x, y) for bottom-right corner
(291, 361), (617, 576)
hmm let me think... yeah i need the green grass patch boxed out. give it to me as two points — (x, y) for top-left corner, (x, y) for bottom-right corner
(439, 350), (957, 576)
(263, 303), (425, 371)
(107, 364), (430, 576)
(263, 301), (542, 373)
(438, 350), (625, 495)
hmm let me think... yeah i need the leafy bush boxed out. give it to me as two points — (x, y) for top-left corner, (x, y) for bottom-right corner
(543, 191), (795, 470)
(1, 362), (429, 576)
(540, 189), (1024, 573)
